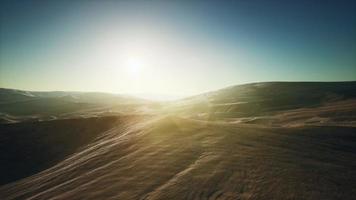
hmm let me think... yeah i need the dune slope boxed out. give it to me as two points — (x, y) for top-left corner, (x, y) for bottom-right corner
(0, 116), (138, 185)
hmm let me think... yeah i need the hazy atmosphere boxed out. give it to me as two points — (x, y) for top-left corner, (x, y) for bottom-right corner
(1, 0), (355, 97)
(1, 1), (356, 200)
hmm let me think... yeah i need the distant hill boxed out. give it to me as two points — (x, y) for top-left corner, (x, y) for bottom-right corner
(0, 88), (150, 123)
(0, 88), (146, 104)
(171, 81), (356, 118)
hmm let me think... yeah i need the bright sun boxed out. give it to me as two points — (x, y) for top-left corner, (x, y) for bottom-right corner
(126, 56), (143, 74)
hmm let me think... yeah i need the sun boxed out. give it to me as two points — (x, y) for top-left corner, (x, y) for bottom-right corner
(126, 56), (144, 74)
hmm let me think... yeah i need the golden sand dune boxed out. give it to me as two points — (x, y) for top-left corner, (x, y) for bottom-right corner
(1, 114), (355, 200)
(1, 82), (356, 199)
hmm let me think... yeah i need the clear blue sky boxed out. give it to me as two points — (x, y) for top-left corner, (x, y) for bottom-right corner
(1, 0), (355, 96)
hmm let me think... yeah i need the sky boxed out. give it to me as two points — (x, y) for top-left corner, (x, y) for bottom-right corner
(1, 0), (356, 98)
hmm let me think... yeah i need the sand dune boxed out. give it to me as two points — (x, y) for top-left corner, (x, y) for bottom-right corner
(1, 116), (355, 199)
(1, 82), (356, 199)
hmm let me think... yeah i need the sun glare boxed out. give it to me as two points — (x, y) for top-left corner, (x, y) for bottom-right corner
(126, 56), (144, 74)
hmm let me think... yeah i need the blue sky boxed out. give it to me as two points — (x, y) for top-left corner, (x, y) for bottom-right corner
(1, 0), (355, 96)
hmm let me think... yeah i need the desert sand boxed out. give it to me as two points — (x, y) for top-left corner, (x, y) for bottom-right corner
(1, 82), (355, 200)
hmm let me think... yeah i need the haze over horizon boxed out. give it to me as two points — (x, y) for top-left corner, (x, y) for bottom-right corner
(1, 0), (356, 97)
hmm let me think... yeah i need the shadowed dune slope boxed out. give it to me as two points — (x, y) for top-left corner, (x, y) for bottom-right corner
(0, 115), (140, 185)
